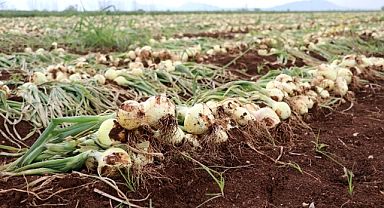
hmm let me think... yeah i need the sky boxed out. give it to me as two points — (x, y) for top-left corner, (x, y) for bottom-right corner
(2, 0), (384, 11)
(145, 0), (382, 9)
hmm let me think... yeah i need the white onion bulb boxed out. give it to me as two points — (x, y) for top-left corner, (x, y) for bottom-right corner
(184, 103), (215, 135)
(143, 94), (176, 129)
(117, 100), (145, 130)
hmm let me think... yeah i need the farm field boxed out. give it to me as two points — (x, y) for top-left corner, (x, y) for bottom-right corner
(1, 11), (384, 207)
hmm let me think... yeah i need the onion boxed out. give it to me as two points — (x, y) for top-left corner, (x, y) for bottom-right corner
(295, 95), (314, 109)
(360, 56), (374, 68)
(336, 67), (353, 84)
(104, 68), (121, 80)
(206, 100), (221, 116)
(185, 133), (201, 148)
(170, 126), (185, 144)
(244, 103), (260, 111)
(257, 49), (268, 56)
(334, 77), (348, 96)
(143, 94), (176, 129)
(113, 76), (130, 86)
(250, 107), (280, 128)
(272, 101), (291, 120)
(315, 86), (330, 99)
(221, 99), (241, 115)
(180, 52), (189, 62)
(97, 119), (126, 146)
(117, 100), (145, 130)
(306, 90), (318, 98)
(275, 74), (293, 83)
(319, 79), (335, 91)
(69, 73), (82, 82)
(267, 88), (285, 102)
(210, 125), (229, 143)
(339, 55), (356, 67)
(55, 71), (67, 82)
(231, 106), (255, 126)
(128, 62), (144, 70)
(127, 50), (136, 60)
(130, 68), (143, 76)
(265, 81), (275, 90)
(97, 148), (132, 176)
(259, 93), (291, 120)
(213, 45), (221, 53)
(131, 141), (154, 168)
(94, 74), (106, 85)
(184, 103), (215, 135)
(281, 82), (297, 96)
(317, 64), (337, 81)
(0, 84), (11, 99)
(290, 97), (308, 115)
(30, 72), (47, 85)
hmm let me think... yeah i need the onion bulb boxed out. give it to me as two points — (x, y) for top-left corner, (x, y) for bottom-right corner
(339, 55), (356, 67)
(231, 106), (255, 126)
(258, 93), (291, 120)
(267, 88), (284, 102)
(221, 99), (241, 115)
(244, 102), (260, 111)
(334, 77), (348, 96)
(210, 125), (229, 143)
(290, 97), (308, 115)
(131, 141), (154, 168)
(117, 100), (145, 130)
(0, 84), (11, 99)
(97, 119), (126, 146)
(104, 68), (121, 80)
(31, 72), (47, 85)
(94, 74), (106, 85)
(185, 134), (201, 148)
(184, 103), (215, 135)
(317, 64), (337, 81)
(319, 79), (335, 91)
(336, 67), (353, 84)
(294, 95), (314, 109)
(315, 86), (330, 99)
(275, 74), (293, 83)
(170, 126), (185, 144)
(206, 100), (221, 116)
(143, 94), (176, 129)
(97, 148), (132, 176)
(250, 107), (280, 128)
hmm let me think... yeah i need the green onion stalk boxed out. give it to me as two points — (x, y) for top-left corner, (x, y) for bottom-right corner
(0, 113), (115, 172)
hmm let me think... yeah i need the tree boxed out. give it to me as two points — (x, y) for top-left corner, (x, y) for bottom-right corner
(381, 5), (384, 10)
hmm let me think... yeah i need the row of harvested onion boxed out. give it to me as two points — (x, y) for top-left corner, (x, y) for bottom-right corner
(90, 53), (384, 176)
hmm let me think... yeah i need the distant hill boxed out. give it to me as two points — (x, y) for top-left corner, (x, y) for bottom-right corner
(265, 0), (351, 11)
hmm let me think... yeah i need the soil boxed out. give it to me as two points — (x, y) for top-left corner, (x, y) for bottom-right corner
(204, 50), (306, 80)
(1, 51), (384, 208)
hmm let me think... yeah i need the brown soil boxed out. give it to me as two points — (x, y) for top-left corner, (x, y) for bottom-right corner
(204, 50), (306, 80)
(179, 28), (251, 39)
